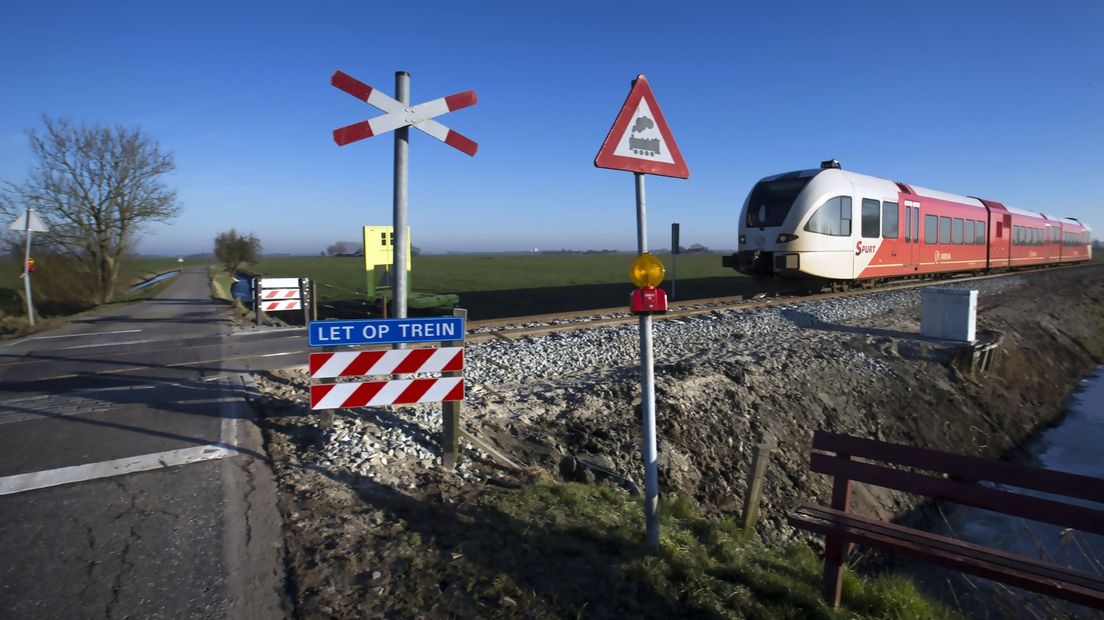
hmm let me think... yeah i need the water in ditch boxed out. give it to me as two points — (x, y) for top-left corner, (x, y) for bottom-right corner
(930, 366), (1104, 616)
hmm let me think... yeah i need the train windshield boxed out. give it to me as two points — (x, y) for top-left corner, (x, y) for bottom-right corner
(744, 176), (813, 228)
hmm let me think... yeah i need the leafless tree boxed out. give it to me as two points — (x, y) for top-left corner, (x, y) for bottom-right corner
(1, 117), (182, 304)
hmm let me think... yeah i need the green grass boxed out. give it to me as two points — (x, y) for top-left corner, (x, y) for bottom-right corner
(252, 252), (766, 319)
(254, 252), (735, 294)
(0, 255), (210, 292)
(473, 481), (960, 619)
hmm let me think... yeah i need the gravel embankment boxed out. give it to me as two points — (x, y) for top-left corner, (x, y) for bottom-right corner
(253, 265), (1104, 617)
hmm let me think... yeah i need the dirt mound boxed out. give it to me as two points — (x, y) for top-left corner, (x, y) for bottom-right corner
(252, 264), (1104, 616)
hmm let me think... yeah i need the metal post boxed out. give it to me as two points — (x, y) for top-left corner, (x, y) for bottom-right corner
(740, 442), (773, 539)
(22, 214), (34, 327)
(300, 277), (310, 326)
(671, 222), (679, 302)
(392, 71), (410, 320)
(254, 277), (261, 327)
(635, 172), (660, 552)
(311, 280), (318, 321)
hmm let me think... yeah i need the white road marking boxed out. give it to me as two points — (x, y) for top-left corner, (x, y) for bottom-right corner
(0, 385), (245, 495)
(3, 329), (143, 347)
(58, 339), (162, 350)
(0, 443), (239, 495)
(230, 327), (304, 337)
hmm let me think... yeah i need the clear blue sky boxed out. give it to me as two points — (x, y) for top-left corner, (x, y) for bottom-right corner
(2, 1), (1101, 255)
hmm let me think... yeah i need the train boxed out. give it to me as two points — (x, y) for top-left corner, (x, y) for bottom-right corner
(722, 160), (1093, 287)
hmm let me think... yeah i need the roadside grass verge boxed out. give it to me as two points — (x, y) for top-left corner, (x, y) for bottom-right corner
(464, 480), (959, 619)
(209, 267), (234, 302)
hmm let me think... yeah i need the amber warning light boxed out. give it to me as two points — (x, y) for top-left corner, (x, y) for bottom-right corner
(629, 253), (668, 314)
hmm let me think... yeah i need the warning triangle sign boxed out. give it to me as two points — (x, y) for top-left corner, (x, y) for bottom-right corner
(595, 75), (689, 179)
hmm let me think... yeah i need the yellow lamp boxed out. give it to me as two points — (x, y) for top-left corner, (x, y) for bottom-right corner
(630, 252), (665, 289)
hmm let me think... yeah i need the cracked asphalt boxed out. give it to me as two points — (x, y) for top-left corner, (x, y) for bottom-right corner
(0, 269), (286, 619)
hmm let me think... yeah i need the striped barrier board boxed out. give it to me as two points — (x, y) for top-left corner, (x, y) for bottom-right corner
(311, 377), (463, 410)
(310, 347), (462, 378)
(261, 300), (302, 312)
(262, 288), (301, 299)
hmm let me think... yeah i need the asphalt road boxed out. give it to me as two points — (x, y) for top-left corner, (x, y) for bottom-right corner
(0, 268), (289, 619)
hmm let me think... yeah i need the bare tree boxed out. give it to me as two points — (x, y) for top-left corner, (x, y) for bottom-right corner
(1, 117), (182, 304)
(214, 229), (262, 272)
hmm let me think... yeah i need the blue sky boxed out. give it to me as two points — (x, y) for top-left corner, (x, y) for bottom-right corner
(2, 1), (1101, 255)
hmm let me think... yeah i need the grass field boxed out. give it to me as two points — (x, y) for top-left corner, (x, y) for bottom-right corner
(252, 252), (767, 319)
(0, 255), (210, 292)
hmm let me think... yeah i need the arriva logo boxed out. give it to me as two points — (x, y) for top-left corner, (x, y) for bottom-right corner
(933, 250), (951, 263)
(855, 241), (877, 256)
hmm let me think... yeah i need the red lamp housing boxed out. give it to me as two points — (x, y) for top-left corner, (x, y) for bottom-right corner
(631, 287), (668, 314)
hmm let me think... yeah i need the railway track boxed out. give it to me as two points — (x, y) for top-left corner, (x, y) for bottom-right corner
(2, 262), (1097, 382)
(464, 262), (1098, 345)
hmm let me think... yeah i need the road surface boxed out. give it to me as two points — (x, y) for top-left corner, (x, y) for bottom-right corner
(0, 268), (288, 619)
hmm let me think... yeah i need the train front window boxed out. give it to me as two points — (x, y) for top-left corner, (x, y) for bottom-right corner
(744, 176), (813, 228)
(803, 196), (852, 236)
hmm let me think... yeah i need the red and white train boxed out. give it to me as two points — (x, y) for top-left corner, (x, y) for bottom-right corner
(722, 161), (1093, 285)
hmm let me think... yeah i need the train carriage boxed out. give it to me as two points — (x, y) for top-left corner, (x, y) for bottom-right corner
(723, 161), (1092, 285)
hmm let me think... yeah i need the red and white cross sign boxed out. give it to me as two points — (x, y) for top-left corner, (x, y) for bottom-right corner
(331, 71), (478, 156)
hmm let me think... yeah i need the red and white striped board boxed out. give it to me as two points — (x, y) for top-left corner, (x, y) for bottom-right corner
(261, 300), (302, 312)
(311, 377), (463, 410)
(262, 288), (300, 299)
(310, 347), (462, 379)
(331, 71), (478, 156)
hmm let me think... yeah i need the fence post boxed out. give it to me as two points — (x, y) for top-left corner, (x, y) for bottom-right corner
(741, 442), (773, 539)
(441, 307), (467, 469)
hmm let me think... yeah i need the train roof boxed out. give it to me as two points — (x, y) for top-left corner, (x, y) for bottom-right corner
(762, 165), (1089, 232)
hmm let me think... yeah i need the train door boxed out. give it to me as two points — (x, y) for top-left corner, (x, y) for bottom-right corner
(904, 200), (920, 271)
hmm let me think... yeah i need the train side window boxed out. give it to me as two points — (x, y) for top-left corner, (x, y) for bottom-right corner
(952, 218), (963, 244)
(905, 206), (912, 242)
(976, 221), (985, 244)
(924, 214), (938, 244)
(803, 196), (852, 236)
(861, 199), (880, 238)
(913, 209), (919, 244)
(939, 216), (951, 244)
(964, 220), (974, 245)
(1013, 225), (1020, 246)
(882, 202), (899, 239)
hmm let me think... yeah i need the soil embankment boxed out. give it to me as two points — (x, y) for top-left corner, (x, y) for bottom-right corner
(252, 263), (1104, 616)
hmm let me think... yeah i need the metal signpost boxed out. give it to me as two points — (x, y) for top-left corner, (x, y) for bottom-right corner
(595, 75), (689, 552)
(8, 209), (48, 326)
(331, 70), (477, 320)
(671, 222), (680, 301)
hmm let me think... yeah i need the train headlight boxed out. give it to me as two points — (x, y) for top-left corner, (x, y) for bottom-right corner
(776, 234), (799, 243)
(739, 234), (746, 244)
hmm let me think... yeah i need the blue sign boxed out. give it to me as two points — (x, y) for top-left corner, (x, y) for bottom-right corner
(308, 317), (465, 347)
